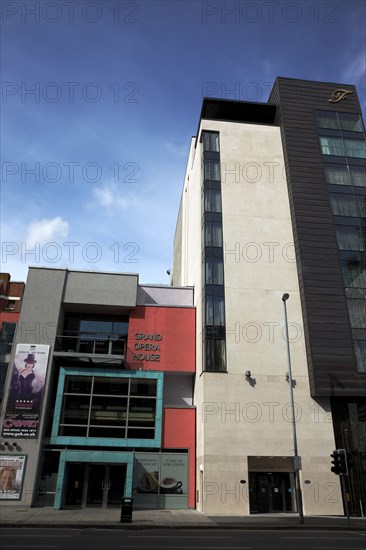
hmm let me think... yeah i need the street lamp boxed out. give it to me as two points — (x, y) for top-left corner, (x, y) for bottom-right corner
(282, 293), (304, 524)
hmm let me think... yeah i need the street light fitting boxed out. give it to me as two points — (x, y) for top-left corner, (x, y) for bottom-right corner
(282, 293), (290, 302)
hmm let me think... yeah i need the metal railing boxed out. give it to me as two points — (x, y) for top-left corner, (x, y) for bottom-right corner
(54, 335), (126, 356)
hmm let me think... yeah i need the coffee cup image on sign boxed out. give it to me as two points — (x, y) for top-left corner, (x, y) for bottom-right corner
(159, 477), (183, 494)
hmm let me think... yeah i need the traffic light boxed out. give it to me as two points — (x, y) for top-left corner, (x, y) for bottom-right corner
(330, 449), (348, 475)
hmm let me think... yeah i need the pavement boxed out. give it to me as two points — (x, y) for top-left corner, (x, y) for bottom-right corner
(0, 506), (365, 530)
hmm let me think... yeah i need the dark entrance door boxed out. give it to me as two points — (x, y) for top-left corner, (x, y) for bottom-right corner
(65, 463), (125, 508)
(249, 472), (295, 513)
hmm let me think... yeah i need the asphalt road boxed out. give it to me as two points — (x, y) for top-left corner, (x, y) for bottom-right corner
(1, 528), (365, 550)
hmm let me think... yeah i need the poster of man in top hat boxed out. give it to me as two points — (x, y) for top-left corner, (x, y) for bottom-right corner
(1, 344), (50, 438)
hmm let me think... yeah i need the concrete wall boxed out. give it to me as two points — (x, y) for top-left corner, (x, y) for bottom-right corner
(63, 270), (138, 307)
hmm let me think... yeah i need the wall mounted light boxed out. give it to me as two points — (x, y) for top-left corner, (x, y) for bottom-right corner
(245, 370), (252, 381)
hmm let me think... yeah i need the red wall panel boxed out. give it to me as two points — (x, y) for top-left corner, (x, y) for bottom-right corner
(126, 306), (195, 372)
(162, 408), (196, 509)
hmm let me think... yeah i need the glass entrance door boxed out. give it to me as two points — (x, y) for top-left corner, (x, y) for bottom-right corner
(65, 463), (125, 508)
(249, 472), (295, 513)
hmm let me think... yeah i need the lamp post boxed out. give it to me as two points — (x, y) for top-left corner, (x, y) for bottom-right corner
(282, 293), (304, 524)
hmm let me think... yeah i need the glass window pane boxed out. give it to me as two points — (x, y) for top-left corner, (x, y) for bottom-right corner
(214, 296), (225, 326)
(204, 161), (221, 181)
(316, 111), (339, 129)
(351, 167), (366, 187)
(336, 227), (365, 251)
(60, 395), (90, 425)
(212, 223), (223, 246)
(206, 296), (214, 325)
(205, 259), (213, 284)
(213, 258), (224, 284)
(344, 139), (366, 159)
(88, 426), (126, 438)
(205, 339), (214, 371)
(64, 376), (92, 394)
(215, 339), (226, 371)
(59, 425), (87, 437)
(93, 377), (129, 395)
(127, 428), (155, 439)
(325, 165), (351, 186)
(347, 299), (366, 327)
(212, 190), (222, 212)
(354, 340), (366, 373)
(339, 113), (364, 132)
(203, 132), (219, 152)
(330, 195), (359, 217)
(90, 396), (127, 426)
(341, 260), (366, 288)
(128, 398), (156, 426)
(130, 379), (157, 396)
(320, 137), (345, 156)
(204, 189), (211, 212)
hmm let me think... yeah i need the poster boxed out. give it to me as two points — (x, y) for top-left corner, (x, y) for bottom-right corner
(133, 453), (188, 495)
(160, 453), (187, 495)
(133, 453), (160, 494)
(1, 344), (50, 438)
(0, 455), (27, 500)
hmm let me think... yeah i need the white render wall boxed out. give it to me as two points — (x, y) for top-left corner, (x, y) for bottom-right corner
(176, 120), (342, 516)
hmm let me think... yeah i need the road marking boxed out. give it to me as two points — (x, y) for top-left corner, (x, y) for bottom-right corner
(126, 536), (232, 538)
(1, 536), (71, 538)
(282, 537), (360, 540)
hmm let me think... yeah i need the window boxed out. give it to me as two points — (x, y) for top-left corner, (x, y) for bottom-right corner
(204, 160), (221, 181)
(205, 295), (225, 326)
(316, 111), (339, 129)
(204, 188), (222, 212)
(339, 113), (364, 132)
(341, 259), (366, 288)
(205, 222), (223, 247)
(344, 139), (366, 159)
(354, 340), (366, 373)
(316, 111), (364, 132)
(320, 137), (345, 156)
(325, 165), (366, 187)
(205, 258), (224, 284)
(330, 195), (366, 218)
(320, 137), (366, 158)
(203, 131), (220, 152)
(206, 338), (226, 372)
(58, 375), (158, 439)
(336, 227), (365, 251)
(347, 298), (366, 327)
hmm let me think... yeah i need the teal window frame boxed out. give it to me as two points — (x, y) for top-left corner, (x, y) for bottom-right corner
(51, 367), (163, 448)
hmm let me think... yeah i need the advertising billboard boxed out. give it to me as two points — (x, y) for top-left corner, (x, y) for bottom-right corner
(1, 344), (50, 438)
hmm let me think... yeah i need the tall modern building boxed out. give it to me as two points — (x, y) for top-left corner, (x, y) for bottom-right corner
(172, 77), (366, 516)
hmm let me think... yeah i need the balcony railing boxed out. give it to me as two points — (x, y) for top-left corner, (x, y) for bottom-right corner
(54, 335), (126, 357)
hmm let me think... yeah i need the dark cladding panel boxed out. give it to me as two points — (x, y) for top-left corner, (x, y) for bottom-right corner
(270, 77), (366, 397)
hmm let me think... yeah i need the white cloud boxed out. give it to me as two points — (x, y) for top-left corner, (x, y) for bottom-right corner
(163, 141), (188, 158)
(91, 182), (138, 211)
(25, 217), (69, 246)
(342, 50), (366, 87)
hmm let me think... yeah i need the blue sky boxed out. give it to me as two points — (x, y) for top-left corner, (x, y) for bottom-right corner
(1, 0), (365, 284)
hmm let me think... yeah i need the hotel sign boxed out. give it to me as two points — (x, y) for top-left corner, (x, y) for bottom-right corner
(328, 89), (354, 103)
